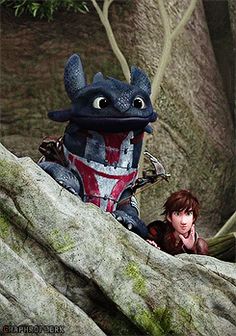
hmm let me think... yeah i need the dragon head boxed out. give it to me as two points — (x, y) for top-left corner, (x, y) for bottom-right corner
(48, 54), (157, 133)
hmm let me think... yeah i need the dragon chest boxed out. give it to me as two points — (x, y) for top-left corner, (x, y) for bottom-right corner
(64, 131), (141, 212)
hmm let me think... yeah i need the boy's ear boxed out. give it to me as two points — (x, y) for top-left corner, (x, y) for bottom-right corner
(167, 214), (172, 223)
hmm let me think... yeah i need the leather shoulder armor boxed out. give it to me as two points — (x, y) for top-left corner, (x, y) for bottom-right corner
(38, 136), (68, 166)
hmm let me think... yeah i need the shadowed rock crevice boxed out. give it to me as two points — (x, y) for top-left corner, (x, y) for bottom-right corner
(203, 0), (235, 120)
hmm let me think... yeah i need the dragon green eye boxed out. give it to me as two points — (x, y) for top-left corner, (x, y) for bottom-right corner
(133, 96), (146, 109)
(93, 96), (109, 109)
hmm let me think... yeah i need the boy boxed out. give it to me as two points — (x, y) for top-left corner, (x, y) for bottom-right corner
(147, 190), (208, 255)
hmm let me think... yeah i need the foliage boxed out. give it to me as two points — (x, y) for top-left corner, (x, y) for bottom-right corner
(207, 232), (236, 262)
(0, 0), (89, 20)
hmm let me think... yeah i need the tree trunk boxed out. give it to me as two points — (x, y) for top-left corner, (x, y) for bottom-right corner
(118, 0), (235, 237)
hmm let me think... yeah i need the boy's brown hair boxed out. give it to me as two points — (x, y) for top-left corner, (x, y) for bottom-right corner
(162, 189), (200, 222)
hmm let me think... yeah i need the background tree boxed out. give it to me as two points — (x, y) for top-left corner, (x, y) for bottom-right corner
(1, 0), (235, 237)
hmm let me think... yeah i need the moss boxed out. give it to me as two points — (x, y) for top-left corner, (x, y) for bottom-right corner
(135, 309), (166, 336)
(178, 307), (192, 322)
(135, 306), (193, 336)
(54, 296), (67, 316)
(48, 228), (76, 253)
(172, 306), (198, 335)
(0, 214), (10, 238)
(124, 262), (147, 297)
(11, 242), (22, 254)
(43, 286), (69, 320)
(153, 308), (173, 334)
(0, 159), (25, 195)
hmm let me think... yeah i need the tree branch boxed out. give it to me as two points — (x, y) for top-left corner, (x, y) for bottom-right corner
(171, 0), (198, 41)
(214, 211), (236, 237)
(151, 0), (197, 104)
(103, 0), (113, 18)
(207, 232), (236, 261)
(151, 0), (172, 104)
(91, 0), (130, 82)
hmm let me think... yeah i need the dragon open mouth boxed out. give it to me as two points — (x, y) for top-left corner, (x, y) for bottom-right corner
(48, 110), (157, 132)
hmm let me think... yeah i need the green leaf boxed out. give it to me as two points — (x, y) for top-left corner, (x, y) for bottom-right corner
(1, 0), (89, 20)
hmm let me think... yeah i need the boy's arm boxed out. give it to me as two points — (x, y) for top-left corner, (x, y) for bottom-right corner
(182, 238), (208, 255)
(146, 220), (166, 249)
(196, 238), (208, 255)
(181, 227), (208, 255)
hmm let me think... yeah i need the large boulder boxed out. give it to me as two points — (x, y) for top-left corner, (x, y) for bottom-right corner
(0, 143), (235, 335)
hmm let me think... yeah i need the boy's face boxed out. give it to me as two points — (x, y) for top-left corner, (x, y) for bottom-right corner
(167, 209), (194, 235)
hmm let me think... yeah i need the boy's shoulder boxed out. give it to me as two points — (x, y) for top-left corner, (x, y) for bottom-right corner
(147, 220), (168, 237)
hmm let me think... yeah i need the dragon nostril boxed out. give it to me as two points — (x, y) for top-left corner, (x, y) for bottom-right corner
(114, 97), (131, 113)
(113, 89), (134, 113)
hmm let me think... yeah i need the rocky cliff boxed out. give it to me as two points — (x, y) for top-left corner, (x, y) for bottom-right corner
(0, 143), (235, 335)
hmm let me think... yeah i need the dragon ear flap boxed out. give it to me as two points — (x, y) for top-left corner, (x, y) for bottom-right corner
(64, 54), (87, 102)
(48, 109), (73, 122)
(130, 66), (151, 96)
(93, 72), (105, 83)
